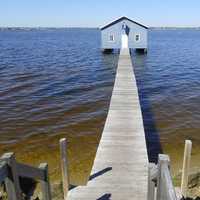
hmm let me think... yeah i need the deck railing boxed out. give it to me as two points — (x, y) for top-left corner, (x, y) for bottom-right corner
(148, 154), (178, 200)
(0, 140), (190, 200)
(0, 152), (51, 200)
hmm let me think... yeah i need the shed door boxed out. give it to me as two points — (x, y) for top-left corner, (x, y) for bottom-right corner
(121, 34), (128, 49)
(121, 23), (129, 49)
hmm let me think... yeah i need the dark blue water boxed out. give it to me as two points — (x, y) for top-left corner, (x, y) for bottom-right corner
(133, 29), (200, 168)
(0, 29), (118, 144)
(0, 28), (200, 175)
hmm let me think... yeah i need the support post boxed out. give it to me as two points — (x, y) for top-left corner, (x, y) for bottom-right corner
(60, 138), (69, 200)
(157, 154), (170, 200)
(1, 153), (22, 200)
(39, 163), (52, 200)
(148, 163), (157, 200)
(157, 154), (177, 200)
(181, 140), (192, 198)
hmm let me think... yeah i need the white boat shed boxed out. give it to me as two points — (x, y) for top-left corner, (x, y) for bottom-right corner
(101, 16), (148, 53)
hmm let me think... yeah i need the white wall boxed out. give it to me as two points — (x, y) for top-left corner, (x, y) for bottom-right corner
(101, 19), (148, 49)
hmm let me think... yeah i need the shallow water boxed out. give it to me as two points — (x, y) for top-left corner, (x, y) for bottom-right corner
(133, 29), (200, 176)
(0, 28), (200, 184)
(0, 29), (118, 184)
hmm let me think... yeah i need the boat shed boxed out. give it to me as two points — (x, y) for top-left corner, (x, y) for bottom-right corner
(101, 16), (148, 53)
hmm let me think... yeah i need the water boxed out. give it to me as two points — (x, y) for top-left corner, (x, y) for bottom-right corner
(133, 29), (200, 176)
(0, 29), (118, 143)
(0, 28), (200, 183)
(0, 29), (118, 184)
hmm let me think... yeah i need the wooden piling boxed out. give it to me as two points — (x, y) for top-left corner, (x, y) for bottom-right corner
(181, 140), (192, 198)
(148, 163), (157, 200)
(0, 152), (52, 200)
(157, 154), (177, 200)
(2, 153), (22, 200)
(39, 163), (52, 200)
(60, 138), (69, 200)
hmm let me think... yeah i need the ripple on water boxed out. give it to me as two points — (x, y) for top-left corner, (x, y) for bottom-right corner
(0, 29), (120, 183)
(1, 29), (200, 182)
(133, 29), (200, 176)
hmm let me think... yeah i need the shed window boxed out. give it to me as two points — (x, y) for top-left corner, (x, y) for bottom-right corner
(109, 35), (114, 42)
(135, 34), (140, 41)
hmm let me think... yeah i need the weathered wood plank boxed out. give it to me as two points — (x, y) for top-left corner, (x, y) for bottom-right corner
(181, 140), (192, 198)
(67, 49), (148, 199)
(39, 163), (52, 200)
(60, 138), (69, 200)
(17, 163), (45, 180)
(157, 154), (177, 200)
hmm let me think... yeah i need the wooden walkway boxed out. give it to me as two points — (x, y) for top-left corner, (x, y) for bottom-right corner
(68, 49), (148, 200)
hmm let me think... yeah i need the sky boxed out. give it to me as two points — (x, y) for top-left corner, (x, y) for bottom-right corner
(0, 0), (200, 27)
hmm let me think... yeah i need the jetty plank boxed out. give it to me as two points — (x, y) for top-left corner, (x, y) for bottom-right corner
(39, 163), (52, 200)
(68, 49), (148, 200)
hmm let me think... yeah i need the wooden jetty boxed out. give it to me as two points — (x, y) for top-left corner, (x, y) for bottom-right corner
(68, 48), (149, 199)
(0, 48), (180, 200)
(0, 153), (51, 200)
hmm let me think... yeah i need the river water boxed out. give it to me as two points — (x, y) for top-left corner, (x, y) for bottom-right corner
(0, 28), (200, 184)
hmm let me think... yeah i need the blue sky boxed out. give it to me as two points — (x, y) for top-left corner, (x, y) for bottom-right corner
(0, 0), (200, 27)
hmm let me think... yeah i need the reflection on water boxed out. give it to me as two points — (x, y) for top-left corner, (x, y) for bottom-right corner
(1, 29), (200, 183)
(133, 29), (200, 176)
(0, 29), (118, 184)
(132, 52), (162, 163)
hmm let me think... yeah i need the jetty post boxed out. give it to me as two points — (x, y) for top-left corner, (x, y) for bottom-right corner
(39, 163), (52, 200)
(2, 153), (22, 200)
(0, 153), (52, 200)
(60, 138), (69, 200)
(156, 154), (177, 200)
(148, 163), (157, 200)
(181, 140), (192, 198)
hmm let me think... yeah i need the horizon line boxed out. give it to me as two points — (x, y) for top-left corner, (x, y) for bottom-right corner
(0, 26), (200, 29)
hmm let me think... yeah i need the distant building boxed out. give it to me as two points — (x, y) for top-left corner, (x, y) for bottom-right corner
(101, 16), (148, 53)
